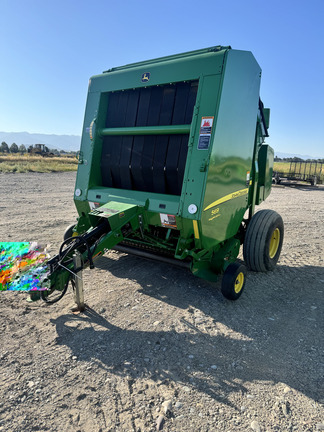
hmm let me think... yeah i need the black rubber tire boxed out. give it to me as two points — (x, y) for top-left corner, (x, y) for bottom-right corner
(63, 224), (76, 241)
(221, 262), (247, 300)
(243, 210), (284, 272)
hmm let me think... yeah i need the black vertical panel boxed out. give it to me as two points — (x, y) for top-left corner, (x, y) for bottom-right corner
(119, 136), (134, 189)
(152, 86), (176, 193)
(124, 89), (140, 126)
(131, 88), (151, 190)
(165, 134), (182, 194)
(147, 86), (163, 126)
(141, 86), (163, 191)
(141, 135), (156, 192)
(165, 83), (190, 194)
(158, 85), (176, 125)
(152, 136), (169, 193)
(110, 91), (129, 188)
(118, 136), (133, 189)
(104, 136), (121, 187)
(106, 92), (121, 127)
(101, 137), (113, 187)
(102, 92), (122, 186)
(119, 89), (139, 189)
(130, 136), (145, 190)
(115, 91), (128, 125)
(136, 87), (151, 126)
(185, 82), (198, 124)
(171, 82), (190, 125)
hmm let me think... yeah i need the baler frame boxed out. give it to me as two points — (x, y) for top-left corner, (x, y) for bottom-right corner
(31, 45), (284, 304)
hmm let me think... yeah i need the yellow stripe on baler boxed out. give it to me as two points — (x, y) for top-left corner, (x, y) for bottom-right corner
(203, 188), (249, 212)
(193, 220), (200, 239)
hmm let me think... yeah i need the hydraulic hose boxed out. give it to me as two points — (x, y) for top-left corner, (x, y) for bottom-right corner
(40, 277), (69, 304)
(41, 237), (91, 304)
(59, 236), (94, 269)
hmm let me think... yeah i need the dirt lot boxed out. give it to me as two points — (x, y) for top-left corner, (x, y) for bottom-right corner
(0, 172), (323, 432)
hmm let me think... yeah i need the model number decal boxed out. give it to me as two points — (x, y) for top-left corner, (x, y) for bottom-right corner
(208, 207), (221, 221)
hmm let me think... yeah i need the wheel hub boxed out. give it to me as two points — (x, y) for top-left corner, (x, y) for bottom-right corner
(269, 228), (280, 259)
(235, 272), (244, 293)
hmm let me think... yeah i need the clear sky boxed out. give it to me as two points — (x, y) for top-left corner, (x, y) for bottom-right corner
(1, 0), (323, 157)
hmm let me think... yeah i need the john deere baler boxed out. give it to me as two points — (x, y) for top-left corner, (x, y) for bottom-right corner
(39, 46), (283, 303)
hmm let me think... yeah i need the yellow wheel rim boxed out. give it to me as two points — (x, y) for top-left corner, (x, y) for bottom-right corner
(234, 272), (244, 293)
(269, 228), (280, 259)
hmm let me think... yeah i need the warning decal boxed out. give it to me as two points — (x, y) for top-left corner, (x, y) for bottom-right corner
(160, 214), (177, 229)
(89, 201), (100, 210)
(198, 116), (214, 150)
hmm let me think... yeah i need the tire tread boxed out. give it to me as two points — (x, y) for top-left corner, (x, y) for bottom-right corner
(243, 209), (283, 272)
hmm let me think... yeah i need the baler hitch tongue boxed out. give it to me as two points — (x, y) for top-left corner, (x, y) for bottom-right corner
(38, 202), (144, 305)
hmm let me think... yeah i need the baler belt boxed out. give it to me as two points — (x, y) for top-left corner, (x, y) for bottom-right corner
(101, 80), (198, 196)
(119, 136), (133, 190)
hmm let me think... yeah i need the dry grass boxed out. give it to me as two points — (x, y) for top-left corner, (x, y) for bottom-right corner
(274, 161), (324, 183)
(0, 154), (78, 173)
(273, 162), (291, 174)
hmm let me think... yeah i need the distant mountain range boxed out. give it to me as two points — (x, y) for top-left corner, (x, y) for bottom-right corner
(0, 131), (81, 152)
(274, 151), (322, 160)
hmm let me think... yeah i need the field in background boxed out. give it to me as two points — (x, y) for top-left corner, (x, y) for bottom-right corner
(1, 155), (323, 181)
(0, 154), (78, 173)
(273, 162), (290, 174)
(274, 161), (324, 183)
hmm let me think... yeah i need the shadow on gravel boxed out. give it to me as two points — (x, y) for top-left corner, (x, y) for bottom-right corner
(52, 254), (323, 406)
(52, 308), (245, 409)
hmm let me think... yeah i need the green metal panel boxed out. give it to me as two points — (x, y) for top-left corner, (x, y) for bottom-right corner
(74, 90), (102, 203)
(87, 187), (180, 214)
(256, 145), (274, 204)
(200, 50), (262, 248)
(99, 125), (191, 136)
(89, 47), (226, 94)
(180, 74), (223, 221)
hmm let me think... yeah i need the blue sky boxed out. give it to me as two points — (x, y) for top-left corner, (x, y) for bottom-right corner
(1, 0), (323, 157)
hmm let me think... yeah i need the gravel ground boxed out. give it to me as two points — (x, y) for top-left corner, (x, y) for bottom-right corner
(0, 172), (323, 432)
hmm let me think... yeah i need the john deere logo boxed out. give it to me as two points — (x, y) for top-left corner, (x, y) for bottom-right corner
(141, 72), (150, 83)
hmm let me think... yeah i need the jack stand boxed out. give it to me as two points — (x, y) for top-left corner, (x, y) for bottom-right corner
(72, 252), (85, 312)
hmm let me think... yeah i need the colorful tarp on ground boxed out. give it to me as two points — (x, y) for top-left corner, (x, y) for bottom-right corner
(0, 242), (50, 291)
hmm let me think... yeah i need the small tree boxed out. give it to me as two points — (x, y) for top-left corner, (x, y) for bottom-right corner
(0, 141), (9, 153)
(10, 143), (19, 153)
(19, 144), (26, 154)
